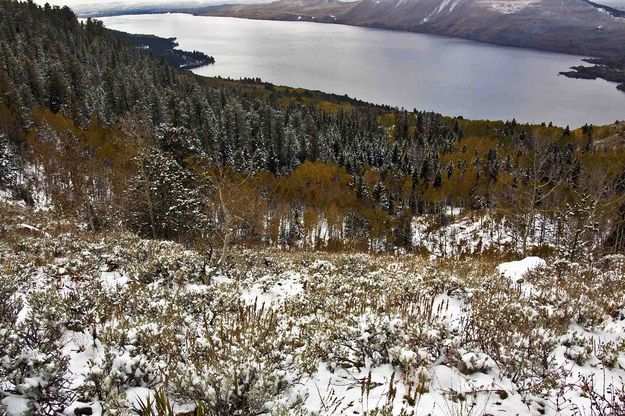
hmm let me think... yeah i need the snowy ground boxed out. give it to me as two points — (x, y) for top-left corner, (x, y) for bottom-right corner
(477, 0), (542, 14)
(412, 212), (558, 257)
(1, 220), (625, 415)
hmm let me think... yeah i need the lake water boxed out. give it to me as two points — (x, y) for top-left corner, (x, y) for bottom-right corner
(599, 0), (625, 8)
(99, 13), (625, 127)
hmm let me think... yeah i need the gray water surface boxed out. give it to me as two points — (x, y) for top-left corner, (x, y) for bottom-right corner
(100, 13), (625, 127)
(597, 0), (625, 8)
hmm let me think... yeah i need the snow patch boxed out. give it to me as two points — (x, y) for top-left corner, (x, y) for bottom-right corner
(16, 223), (50, 238)
(480, 0), (542, 14)
(2, 396), (30, 416)
(241, 271), (304, 309)
(100, 271), (128, 289)
(497, 257), (546, 281)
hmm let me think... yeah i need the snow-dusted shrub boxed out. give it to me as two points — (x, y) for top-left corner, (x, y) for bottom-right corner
(457, 350), (496, 375)
(309, 259), (336, 274)
(388, 346), (432, 394)
(596, 341), (621, 370)
(563, 333), (593, 366)
(388, 346), (429, 372)
(126, 240), (207, 285)
(41, 247), (101, 282)
(61, 281), (110, 334)
(0, 291), (74, 414)
(107, 333), (167, 388)
(171, 305), (303, 415)
(565, 345), (592, 366)
(78, 350), (139, 412)
(465, 279), (563, 392)
(526, 260), (625, 327)
(82, 288), (194, 397)
(326, 313), (408, 368)
(0, 276), (21, 326)
(574, 376), (625, 416)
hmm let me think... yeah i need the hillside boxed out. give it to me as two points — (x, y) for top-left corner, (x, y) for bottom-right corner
(2, 1), (625, 414)
(2, 205), (625, 415)
(200, 0), (625, 58)
(199, 0), (351, 22)
(3, 0), (625, 254)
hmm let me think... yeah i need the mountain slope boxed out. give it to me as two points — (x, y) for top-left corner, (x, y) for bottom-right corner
(200, 0), (625, 57)
(200, 0), (351, 22)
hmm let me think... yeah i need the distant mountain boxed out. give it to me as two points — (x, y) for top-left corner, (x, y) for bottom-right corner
(198, 0), (351, 22)
(199, 0), (351, 23)
(40, 0), (273, 17)
(199, 0), (625, 57)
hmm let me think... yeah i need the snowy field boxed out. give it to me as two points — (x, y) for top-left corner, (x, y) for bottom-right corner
(1, 205), (624, 415)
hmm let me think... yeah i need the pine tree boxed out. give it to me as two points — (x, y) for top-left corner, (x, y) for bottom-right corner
(125, 148), (204, 240)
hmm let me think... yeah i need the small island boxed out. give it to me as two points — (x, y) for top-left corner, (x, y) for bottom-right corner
(112, 30), (215, 69)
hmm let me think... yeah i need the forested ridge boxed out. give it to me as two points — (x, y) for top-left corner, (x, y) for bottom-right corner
(1, 0), (625, 258)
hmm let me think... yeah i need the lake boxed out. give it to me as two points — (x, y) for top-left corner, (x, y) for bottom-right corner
(99, 13), (625, 127)
(599, 0), (625, 8)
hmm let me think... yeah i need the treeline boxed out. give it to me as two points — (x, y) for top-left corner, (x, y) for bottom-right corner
(1, 0), (625, 258)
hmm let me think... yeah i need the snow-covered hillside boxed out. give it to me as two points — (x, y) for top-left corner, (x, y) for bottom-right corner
(1, 204), (625, 415)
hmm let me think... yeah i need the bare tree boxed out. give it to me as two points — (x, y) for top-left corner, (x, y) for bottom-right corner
(494, 136), (572, 255)
(193, 161), (266, 266)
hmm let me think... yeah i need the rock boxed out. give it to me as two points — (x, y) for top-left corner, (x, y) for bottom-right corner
(74, 407), (93, 416)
